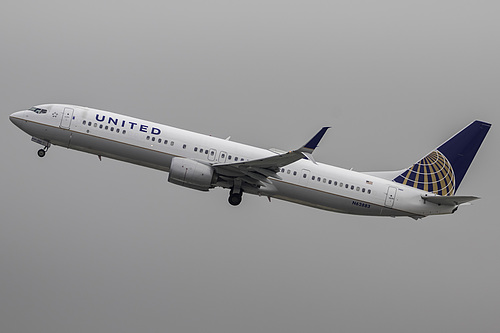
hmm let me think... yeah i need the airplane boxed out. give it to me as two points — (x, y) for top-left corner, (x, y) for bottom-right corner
(10, 104), (491, 219)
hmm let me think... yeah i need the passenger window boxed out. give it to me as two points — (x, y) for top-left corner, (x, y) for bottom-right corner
(171, 141), (175, 146)
(152, 137), (155, 142)
(183, 144), (187, 149)
(312, 176), (315, 180)
(368, 189), (372, 194)
(362, 188), (366, 193)
(164, 140), (168, 145)
(228, 155), (232, 160)
(94, 123), (97, 127)
(287, 170), (291, 174)
(194, 147), (198, 152)
(281, 168), (285, 173)
(158, 138), (161, 143)
(105, 125), (108, 130)
(323, 178), (327, 183)
(303, 173), (307, 178)
(146, 136), (150, 140)
(235, 157), (239, 161)
(339, 182), (343, 187)
(111, 127), (114, 131)
(334, 181), (338, 186)
(328, 180), (332, 184)
(123, 130), (126, 134)
(83, 120), (86, 125)
(356, 187), (360, 191)
(345, 184), (349, 189)
(116, 128), (120, 133)
(100, 124), (103, 129)
(88, 122), (92, 126)
(293, 171), (297, 176)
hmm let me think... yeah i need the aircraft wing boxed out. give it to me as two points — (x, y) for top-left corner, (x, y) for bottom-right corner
(421, 195), (480, 206)
(213, 127), (330, 186)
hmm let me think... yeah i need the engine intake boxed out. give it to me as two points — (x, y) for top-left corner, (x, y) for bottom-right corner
(168, 157), (216, 191)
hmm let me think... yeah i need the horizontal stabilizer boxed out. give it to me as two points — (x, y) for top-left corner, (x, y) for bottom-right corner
(422, 195), (479, 206)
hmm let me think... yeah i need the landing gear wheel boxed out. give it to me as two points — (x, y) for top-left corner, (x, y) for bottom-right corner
(37, 149), (46, 158)
(228, 193), (242, 206)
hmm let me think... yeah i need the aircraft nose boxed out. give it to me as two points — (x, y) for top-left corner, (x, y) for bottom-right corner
(9, 110), (27, 127)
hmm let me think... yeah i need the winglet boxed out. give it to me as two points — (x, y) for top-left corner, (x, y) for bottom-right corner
(299, 127), (330, 154)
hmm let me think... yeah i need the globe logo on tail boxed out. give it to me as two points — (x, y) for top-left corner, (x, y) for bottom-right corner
(393, 150), (455, 196)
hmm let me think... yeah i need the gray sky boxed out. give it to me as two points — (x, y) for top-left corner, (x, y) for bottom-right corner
(1, 1), (499, 332)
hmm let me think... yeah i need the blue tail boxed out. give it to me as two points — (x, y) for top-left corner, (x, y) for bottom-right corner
(393, 120), (491, 195)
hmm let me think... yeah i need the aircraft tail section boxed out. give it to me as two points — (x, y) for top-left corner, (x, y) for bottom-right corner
(393, 120), (491, 195)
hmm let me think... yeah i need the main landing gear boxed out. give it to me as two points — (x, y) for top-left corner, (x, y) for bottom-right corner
(228, 191), (243, 206)
(228, 180), (243, 206)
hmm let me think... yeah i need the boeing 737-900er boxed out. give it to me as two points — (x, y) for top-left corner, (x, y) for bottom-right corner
(10, 104), (491, 219)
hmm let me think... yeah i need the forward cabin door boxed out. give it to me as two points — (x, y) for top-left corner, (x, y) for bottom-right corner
(60, 107), (74, 129)
(385, 186), (397, 208)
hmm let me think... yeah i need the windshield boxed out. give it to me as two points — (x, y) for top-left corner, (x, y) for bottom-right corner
(29, 107), (47, 114)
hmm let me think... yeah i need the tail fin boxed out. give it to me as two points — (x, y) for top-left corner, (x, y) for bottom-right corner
(393, 120), (491, 195)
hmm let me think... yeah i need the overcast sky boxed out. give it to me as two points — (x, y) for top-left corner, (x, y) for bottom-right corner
(1, 1), (499, 332)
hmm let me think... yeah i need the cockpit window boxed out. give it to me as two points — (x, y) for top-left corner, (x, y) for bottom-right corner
(29, 107), (47, 114)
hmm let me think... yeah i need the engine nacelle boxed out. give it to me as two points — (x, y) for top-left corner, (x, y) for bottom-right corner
(168, 157), (216, 191)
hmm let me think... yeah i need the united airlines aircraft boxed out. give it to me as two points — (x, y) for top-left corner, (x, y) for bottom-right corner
(10, 104), (491, 219)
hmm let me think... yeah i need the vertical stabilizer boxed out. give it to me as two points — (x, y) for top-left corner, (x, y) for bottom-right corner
(393, 120), (491, 195)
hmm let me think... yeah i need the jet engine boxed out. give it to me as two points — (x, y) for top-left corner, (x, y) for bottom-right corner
(168, 157), (216, 191)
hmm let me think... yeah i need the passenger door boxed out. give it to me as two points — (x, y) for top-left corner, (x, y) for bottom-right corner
(385, 186), (397, 208)
(60, 107), (74, 129)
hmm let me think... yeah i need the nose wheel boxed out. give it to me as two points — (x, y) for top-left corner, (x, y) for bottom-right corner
(37, 145), (50, 157)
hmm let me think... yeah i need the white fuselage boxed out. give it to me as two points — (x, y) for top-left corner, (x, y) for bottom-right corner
(10, 104), (457, 219)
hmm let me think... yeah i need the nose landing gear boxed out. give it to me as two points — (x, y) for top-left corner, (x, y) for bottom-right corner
(37, 144), (50, 158)
(32, 137), (51, 158)
(37, 149), (46, 157)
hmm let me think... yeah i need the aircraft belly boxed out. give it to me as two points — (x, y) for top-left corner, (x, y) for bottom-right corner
(69, 132), (172, 171)
(23, 121), (72, 147)
(267, 180), (390, 216)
